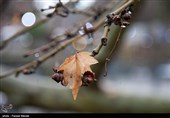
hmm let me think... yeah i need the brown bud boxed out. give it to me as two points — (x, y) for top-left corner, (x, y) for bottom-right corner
(84, 22), (94, 33)
(121, 9), (127, 16)
(86, 76), (94, 84)
(101, 37), (107, 46)
(122, 13), (131, 21)
(82, 71), (95, 86)
(113, 15), (121, 26)
(51, 73), (63, 83)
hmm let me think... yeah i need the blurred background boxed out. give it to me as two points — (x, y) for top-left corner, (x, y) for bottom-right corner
(0, 0), (170, 113)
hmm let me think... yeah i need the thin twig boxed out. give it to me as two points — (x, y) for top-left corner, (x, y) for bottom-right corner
(112, 0), (133, 15)
(22, 0), (116, 57)
(104, 28), (123, 77)
(92, 0), (134, 56)
(92, 25), (111, 56)
(69, 9), (94, 16)
(0, 0), (118, 50)
(0, 16), (105, 79)
(23, 17), (92, 57)
(0, 0), (78, 50)
(0, 19), (48, 49)
(23, 34), (71, 57)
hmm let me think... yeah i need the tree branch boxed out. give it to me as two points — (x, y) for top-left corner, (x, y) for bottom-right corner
(0, 15), (104, 79)
(1, 78), (170, 112)
(0, 0), (126, 79)
(0, 19), (48, 49)
(0, 0), (93, 50)
(92, 0), (134, 56)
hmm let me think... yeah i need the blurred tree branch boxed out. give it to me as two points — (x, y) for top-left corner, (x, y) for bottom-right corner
(0, 0), (97, 50)
(0, 0), (9, 13)
(1, 78), (170, 112)
(0, 18), (48, 50)
(0, 0), (132, 79)
(92, 0), (142, 79)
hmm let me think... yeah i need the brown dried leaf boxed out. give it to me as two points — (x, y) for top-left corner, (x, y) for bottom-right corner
(55, 52), (98, 100)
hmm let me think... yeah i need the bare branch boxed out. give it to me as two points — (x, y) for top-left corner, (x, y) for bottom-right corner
(0, 0), (135, 79)
(0, 17), (104, 79)
(0, 19), (48, 50)
(104, 28), (123, 76)
(92, 0), (134, 56)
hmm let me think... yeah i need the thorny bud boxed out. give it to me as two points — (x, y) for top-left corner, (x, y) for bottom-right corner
(81, 71), (95, 86)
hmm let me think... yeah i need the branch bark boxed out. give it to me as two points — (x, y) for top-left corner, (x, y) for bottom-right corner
(92, 0), (139, 79)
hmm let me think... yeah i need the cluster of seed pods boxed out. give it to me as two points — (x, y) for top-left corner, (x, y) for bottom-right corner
(106, 5), (134, 28)
(51, 69), (96, 87)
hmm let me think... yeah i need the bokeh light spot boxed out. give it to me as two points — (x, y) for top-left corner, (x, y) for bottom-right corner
(21, 12), (36, 27)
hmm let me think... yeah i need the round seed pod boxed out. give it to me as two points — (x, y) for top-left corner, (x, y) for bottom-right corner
(82, 71), (95, 85)
(122, 12), (131, 21)
(113, 15), (121, 26)
(84, 22), (94, 33)
(51, 73), (63, 83)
